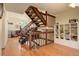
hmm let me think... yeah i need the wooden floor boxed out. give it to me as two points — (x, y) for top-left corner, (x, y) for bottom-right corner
(2, 37), (79, 56)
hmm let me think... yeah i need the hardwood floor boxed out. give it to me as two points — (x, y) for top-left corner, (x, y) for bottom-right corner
(3, 37), (79, 56)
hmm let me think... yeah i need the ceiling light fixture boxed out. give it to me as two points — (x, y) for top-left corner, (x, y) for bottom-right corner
(69, 3), (76, 8)
(69, 3), (79, 8)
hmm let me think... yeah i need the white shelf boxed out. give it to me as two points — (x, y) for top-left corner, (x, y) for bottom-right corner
(55, 23), (78, 41)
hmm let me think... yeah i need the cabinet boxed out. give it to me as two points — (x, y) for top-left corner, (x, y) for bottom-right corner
(65, 24), (70, 40)
(71, 23), (78, 41)
(60, 25), (64, 39)
(55, 23), (59, 39)
(55, 22), (78, 41)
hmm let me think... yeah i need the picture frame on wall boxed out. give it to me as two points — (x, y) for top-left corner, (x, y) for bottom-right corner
(69, 19), (78, 23)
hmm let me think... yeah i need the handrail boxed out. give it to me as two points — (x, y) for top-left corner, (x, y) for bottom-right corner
(22, 21), (33, 30)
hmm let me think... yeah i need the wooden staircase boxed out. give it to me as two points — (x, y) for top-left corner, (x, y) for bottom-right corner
(19, 6), (53, 49)
(25, 6), (46, 27)
(19, 6), (47, 37)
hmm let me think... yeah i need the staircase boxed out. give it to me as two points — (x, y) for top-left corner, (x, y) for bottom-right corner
(19, 6), (46, 36)
(19, 6), (53, 49)
(25, 6), (46, 27)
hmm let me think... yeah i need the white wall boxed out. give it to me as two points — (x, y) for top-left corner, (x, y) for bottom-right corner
(2, 9), (8, 49)
(7, 11), (31, 31)
(0, 4), (5, 55)
(55, 8), (79, 49)
(1, 9), (32, 49)
(0, 19), (2, 55)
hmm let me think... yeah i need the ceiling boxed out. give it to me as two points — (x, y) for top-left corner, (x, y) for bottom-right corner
(5, 3), (79, 16)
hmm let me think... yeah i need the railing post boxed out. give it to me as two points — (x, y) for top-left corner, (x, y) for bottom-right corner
(29, 33), (32, 49)
(45, 11), (48, 45)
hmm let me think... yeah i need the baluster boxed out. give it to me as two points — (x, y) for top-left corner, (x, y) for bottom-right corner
(29, 33), (32, 49)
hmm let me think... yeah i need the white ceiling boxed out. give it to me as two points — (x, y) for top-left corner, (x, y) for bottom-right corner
(5, 3), (79, 16)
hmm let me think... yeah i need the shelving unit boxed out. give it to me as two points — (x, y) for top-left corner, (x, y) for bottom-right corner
(65, 24), (70, 40)
(60, 25), (64, 39)
(55, 21), (78, 42)
(71, 23), (78, 41)
(55, 23), (59, 39)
